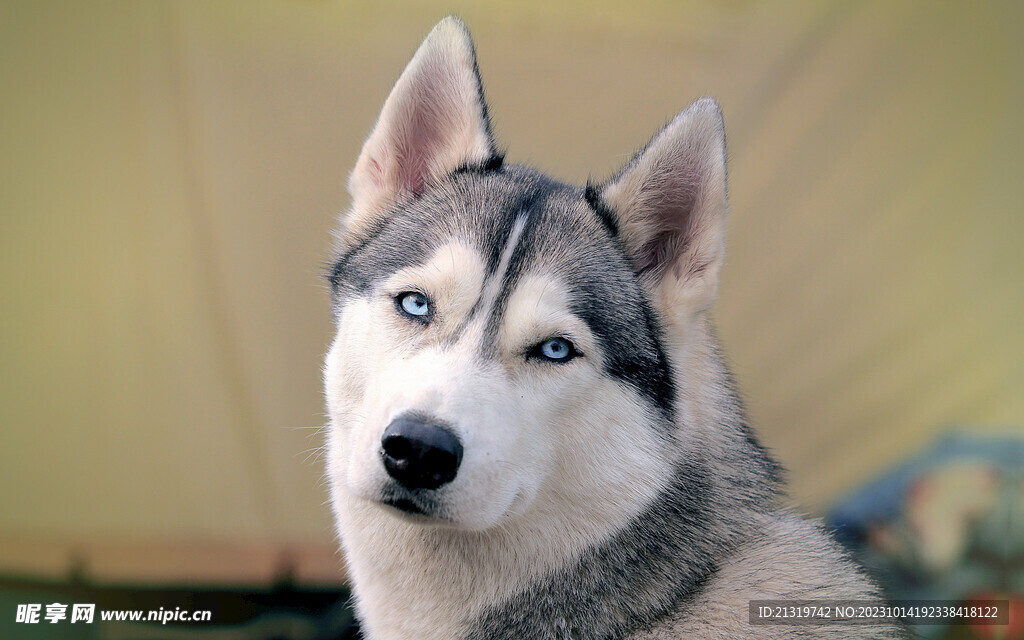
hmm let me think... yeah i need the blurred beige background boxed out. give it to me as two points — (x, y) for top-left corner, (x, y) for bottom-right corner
(1, 0), (1021, 585)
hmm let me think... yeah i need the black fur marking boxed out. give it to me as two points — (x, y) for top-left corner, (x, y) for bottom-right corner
(481, 208), (520, 281)
(450, 152), (506, 178)
(442, 202), (523, 344)
(568, 288), (675, 422)
(481, 153), (505, 171)
(478, 182), (554, 344)
(583, 182), (620, 237)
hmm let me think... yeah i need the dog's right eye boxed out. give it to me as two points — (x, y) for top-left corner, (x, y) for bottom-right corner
(396, 291), (431, 322)
(529, 337), (581, 364)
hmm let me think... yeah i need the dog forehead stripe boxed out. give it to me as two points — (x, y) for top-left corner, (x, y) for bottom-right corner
(476, 211), (529, 323)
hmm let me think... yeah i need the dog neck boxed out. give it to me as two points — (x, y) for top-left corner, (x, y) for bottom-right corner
(463, 467), (766, 639)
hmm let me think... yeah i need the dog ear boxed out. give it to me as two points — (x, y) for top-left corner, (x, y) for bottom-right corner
(591, 97), (728, 314)
(345, 16), (497, 240)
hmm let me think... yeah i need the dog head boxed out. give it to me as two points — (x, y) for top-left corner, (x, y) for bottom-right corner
(325, 17), (728, 531)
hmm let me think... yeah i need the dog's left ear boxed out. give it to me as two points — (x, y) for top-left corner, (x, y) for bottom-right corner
(344, 17), (497, 242)
(591, 97), (727, 315)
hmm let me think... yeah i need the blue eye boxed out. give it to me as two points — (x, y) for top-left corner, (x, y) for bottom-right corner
(397, 291), (430, 320)
(535, 337), (577, 363)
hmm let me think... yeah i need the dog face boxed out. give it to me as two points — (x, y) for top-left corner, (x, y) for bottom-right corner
(325, 18), (728, 532)
(325, 170), (675, 530)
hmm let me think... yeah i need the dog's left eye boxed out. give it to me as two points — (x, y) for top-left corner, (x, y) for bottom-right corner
(531, 337), (579, 363)
(396, 291), (431, 322)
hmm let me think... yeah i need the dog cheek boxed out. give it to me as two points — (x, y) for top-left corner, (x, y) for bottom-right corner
(326, 300), (380, 403)
(448, 464), (526, 530)
(524, 368), (598, 451)
(445, 385), (542, 527)
(492, 381), (559, 513)
(324, 343), (397, 498)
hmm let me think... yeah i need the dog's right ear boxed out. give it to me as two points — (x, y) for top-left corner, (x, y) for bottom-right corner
(589, 98), (728, 318)
(343, 17), (497, 242)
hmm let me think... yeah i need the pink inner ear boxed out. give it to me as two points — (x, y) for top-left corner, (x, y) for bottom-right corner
(398, 111), (435, 196)
(635, 164), (702, 277)
(379, 72), (461, 198)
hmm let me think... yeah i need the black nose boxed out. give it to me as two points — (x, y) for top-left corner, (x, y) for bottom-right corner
(381, 415), (463, 490)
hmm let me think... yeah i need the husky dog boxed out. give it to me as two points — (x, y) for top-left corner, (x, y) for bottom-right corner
(324, 17), (904, 640)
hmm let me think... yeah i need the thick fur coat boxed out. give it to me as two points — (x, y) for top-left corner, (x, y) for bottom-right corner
(323, 17), (906, 640)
